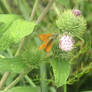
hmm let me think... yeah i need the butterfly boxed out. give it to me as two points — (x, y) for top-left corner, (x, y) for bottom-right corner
(39, 33), (57, 53)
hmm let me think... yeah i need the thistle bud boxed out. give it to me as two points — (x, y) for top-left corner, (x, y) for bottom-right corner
(56, 10), (86, 38)
(59, 35), (74, 51)
(72, 9), (81, 16)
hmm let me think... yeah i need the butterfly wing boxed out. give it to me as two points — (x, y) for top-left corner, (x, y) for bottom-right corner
(39, 40), (49, 50)
(39, 34), (52, 42)
(45, 39), (53, 53)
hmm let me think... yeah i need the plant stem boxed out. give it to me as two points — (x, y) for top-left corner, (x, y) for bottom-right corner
(1, 0), (12, 13)
(0, 39), (25, 90)
(0, 72), (9, 89)
(4, 68), (31, 92)
(15, 38), (25, 56)
(64, 84), (67, 92)
(30, 0), (39, 20)
(40, 63), (48, 92)
(2, 38), (27, 91)
(53, 3), (60, 16)
(36, 0), (54, 24)
(0, 49), (13, 89)
(24, 75), (36, 87)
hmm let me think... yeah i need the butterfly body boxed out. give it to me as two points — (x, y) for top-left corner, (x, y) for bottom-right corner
(39, 33), (57, 53)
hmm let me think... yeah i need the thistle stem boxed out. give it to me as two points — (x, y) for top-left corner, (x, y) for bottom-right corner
(0, 72), (9, 89)
(64, 84), (67, 92)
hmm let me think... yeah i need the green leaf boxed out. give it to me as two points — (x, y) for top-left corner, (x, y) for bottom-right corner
(0, 14), (21, 24)
(51, 59), (70, 87)
(17, 33), (47, 69)
(0, 19), (35, 50)
(6, 86), (41, 92)
(0, 14), (21, 36)
(0, 58), (27, 73)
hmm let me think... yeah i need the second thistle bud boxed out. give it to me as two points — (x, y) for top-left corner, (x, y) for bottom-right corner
(59, 34), (74, 51)
(72, 9), (81, 16)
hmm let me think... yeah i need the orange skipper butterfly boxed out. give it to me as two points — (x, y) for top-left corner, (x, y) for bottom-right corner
(39, 33), (57, 53)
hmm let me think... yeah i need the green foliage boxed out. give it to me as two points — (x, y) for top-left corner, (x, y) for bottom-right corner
(0, 14), (35, 50)
(6, 86), (41, 92)
(0, 58), (27, 73)
(56, 10), (87, 38)
(0, 0), (91, 92)
(0, 14), (21, 36)
(0, 14), (20, 24)
(15, 0), (30, 20)
(19, 34), (47, 69)
(81, 91), (92, 92)
(57, 0), (70, 8)
(51, 59), (70, 87)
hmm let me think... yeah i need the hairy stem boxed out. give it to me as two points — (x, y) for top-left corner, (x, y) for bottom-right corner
(30, 0), (39, 20)
(0, 72), (9, 89)
(36, 0), (54, 24)
(64, 85), (67, 92)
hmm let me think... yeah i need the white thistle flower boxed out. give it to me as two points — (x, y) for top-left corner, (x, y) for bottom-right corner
(59, 35), (74, 51)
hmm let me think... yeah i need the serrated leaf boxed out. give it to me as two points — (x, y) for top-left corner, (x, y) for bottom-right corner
(6, 86), (41, 92)
(51, 59), (70, 87)
(0, 58), (27, 73)
(0, 19), (35, 50)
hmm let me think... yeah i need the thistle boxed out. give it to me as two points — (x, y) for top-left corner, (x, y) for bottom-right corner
(56, 10), (86, 38)
(59, 34), (74, 51)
